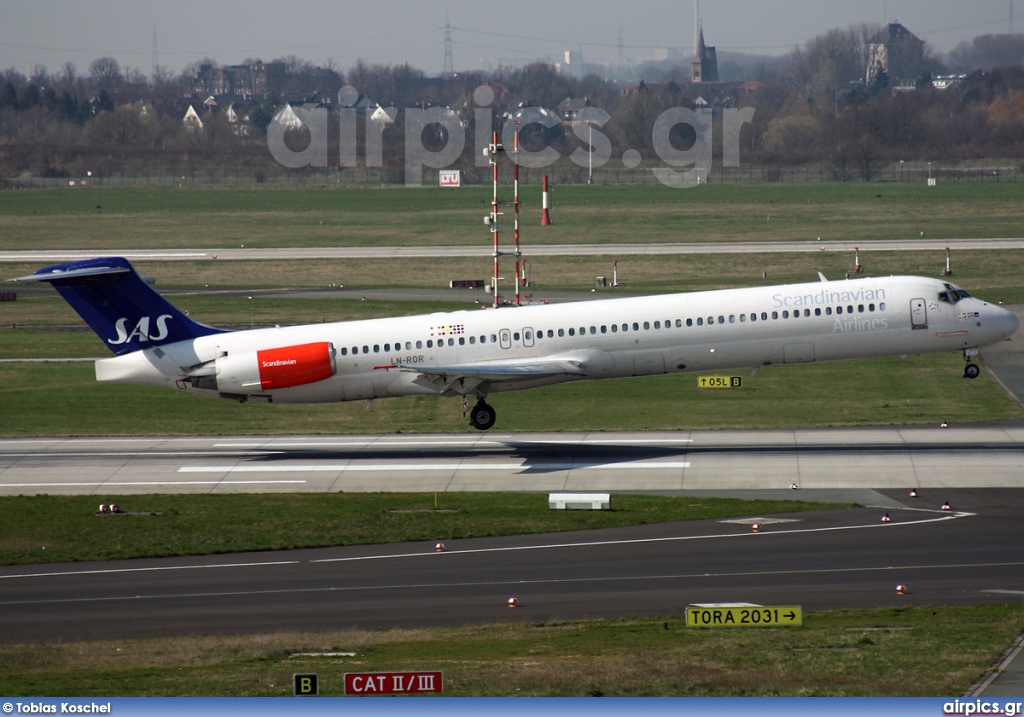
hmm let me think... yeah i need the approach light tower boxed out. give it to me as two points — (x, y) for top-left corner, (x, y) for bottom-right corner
(483, 130), (523, 308)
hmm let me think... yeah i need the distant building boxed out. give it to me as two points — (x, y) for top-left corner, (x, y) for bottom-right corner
(559, 50), (584, 79)
(866, 22), (925, 86)
(691, 28), (718, 83)
(192, 61), (286, 99)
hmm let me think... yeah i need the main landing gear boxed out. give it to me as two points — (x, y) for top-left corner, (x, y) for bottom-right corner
(469, 400), (496, 431)
(963, 348), (981, 379)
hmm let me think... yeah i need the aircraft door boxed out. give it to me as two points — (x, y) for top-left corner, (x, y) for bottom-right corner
(910, 298), (928, 329)
(499, 329), (512, 349)
(522, 327), (535, 347)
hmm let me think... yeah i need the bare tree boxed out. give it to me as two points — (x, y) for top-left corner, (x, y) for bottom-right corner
(89, 57), (123, 92)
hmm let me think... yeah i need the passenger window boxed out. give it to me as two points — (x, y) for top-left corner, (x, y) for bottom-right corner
(384, 344), (391, 352)
(686, 318), (693, 327)
(729, 315), (736, 323)
(427, 340), (433, 348)
(601, 325), (607, 334)
(590, 326), (597, 334)
(740, 314), (746, 322)
(611, 324), (618, 333)
(341, 347), (348, 356)
(782, 311), (789, 319)
(469, 336), (476, 344)
(448, 338), (454, 346)
(568, 328), (575, 336)
(406, 341), (412, 350)
(718, 316), (725, 324)
(880, 302), (886, 311)
(643, 321), (650, 330)
(858, 305), (865, 313)
(761, 312), (768, 320)
(815, 308), (821, 316)
(459, 337), (465, 345)
(836, 306), (843, 314)
(697, 317), (704, 326)
(416, 340), (422, 349)
(654, 321), (661, 329)
(373, 345), (380, 352)
(707, 317), (714, 325)
(632, 323), (639, 331)
(771, 311), (778, 319)
(558, 328), (565, 337)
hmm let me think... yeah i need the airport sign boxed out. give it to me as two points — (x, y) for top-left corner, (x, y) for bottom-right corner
(686, 605), (802, 627)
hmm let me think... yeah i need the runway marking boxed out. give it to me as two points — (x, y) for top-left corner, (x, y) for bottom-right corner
(313, 511), (972, 564)
(3, 559), (1020, 607)
(0, 509), (970, 585)
(214, 438), (695, 448)
(1, 451), (281, 458)
(0, 560), (300, 581)
(0, 481), (307, 488)
(178, 461), (691, 473)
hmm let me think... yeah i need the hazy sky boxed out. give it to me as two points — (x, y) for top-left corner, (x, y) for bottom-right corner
(1, 0), (1016, 77)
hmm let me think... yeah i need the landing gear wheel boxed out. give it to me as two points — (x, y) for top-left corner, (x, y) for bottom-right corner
(964, 363), (981, 379)
(469, 401), (496, 431)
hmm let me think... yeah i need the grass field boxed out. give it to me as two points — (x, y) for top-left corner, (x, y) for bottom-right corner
(1, 182), (1023, 251)
(0, 493), (842, 566)
(2, 605), (1021, 696)
(0, 348), (1017, 436)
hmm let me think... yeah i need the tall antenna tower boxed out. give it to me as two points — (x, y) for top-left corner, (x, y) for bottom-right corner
(617, 24), (624, 74)
(152, 22), (158, 77)
(442, 12), (454, 77)
(693, 0), (699, 56)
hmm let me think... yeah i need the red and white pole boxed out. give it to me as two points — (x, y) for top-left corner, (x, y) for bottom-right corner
(491, 131), (500, 309)
(514, 131), (521, 305)
(541, 174), (552, 226)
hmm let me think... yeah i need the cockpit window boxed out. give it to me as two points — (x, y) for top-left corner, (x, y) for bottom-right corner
(938, 288), (971, 304)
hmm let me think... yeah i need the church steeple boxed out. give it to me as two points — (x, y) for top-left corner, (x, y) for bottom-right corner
(691, 26), (718, 83)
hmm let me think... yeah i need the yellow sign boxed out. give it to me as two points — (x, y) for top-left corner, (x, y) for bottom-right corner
(698, 376), (743, 389)
(686, 605), (802, 627)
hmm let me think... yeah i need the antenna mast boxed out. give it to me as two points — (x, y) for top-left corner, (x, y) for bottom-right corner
(443, 12), (454, 77)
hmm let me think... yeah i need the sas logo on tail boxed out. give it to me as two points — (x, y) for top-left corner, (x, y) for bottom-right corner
(108, 315), (173, 345)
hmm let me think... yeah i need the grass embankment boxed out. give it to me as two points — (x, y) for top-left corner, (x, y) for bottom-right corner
(0, 493), (840, 566)
(1, 606), (1020, 696)
(1, 182), (1023, 251)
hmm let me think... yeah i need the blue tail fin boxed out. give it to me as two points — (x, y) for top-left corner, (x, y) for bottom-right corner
(12, 257), (225, 355)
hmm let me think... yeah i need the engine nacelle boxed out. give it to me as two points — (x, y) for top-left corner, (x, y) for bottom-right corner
(212, 342), (336, 394)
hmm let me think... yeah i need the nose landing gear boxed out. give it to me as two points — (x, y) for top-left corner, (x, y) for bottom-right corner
(963, 348), (981, 379)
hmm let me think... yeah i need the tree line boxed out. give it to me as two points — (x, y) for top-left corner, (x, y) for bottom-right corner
(2, 27), (1024, 182)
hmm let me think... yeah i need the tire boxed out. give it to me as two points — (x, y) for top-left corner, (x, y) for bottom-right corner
(469, 402), (496, 431)
(964, 363), (981, 379)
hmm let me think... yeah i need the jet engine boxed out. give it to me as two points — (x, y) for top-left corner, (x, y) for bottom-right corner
(190, 342), (336, 394)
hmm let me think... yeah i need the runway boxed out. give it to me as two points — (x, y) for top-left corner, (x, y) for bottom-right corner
(1, 237), (1023, 263)
(1, 488), (1022, 644)
(3, 426), (1024, 496)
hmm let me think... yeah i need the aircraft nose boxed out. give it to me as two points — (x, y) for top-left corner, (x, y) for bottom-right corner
(1004, 306), (1021, 338)
(990, 303), (1020, 341)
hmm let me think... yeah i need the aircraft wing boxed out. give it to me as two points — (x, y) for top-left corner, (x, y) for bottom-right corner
(380, 359), (588, 395)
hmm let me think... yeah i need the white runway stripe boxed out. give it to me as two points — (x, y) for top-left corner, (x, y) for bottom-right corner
(179, 461), (691, 473)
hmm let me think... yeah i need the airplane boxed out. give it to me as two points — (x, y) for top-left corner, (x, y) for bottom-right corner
(12, 256), (1020, 431)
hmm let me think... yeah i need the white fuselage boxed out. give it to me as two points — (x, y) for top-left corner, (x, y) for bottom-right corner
(95, 275), (1018, 404)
